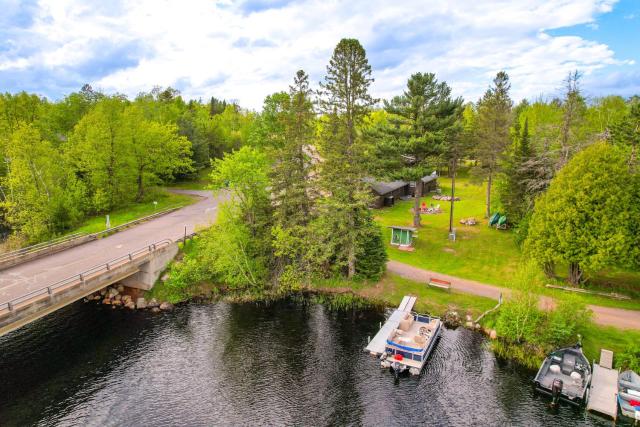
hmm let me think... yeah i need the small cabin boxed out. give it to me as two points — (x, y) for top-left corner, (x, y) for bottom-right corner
(367, 180), (410, 208)
(389, 226), (417, 250)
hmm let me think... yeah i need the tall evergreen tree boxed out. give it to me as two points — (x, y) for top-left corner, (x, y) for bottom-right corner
(317, 38), (379, 278)
(269, 70), (317, 286)
(499, 117), (535, 223)
(474, 71), (513, 218)
(375, 72), (463, 227)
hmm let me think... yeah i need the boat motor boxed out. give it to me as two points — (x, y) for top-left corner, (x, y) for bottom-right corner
(551, 378), (563, 406)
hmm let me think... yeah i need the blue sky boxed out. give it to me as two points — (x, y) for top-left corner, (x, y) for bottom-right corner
(0, 0), (638, 109)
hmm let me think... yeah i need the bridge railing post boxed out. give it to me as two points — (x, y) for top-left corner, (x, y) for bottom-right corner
(7, 302), (13, 312)
(47, 287), (52, 296)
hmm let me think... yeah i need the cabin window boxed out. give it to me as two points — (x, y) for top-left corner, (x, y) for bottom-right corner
(413, 354), (422, 362)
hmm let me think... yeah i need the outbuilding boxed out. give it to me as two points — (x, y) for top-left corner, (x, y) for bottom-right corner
(367, 179), (410, 208)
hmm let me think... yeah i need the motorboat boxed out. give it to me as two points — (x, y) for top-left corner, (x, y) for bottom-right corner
(533, 344), (592, 406)
(618, 370), (640, 420)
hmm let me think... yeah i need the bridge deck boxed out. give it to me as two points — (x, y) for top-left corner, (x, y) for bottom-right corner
(0, 190), (222, 305)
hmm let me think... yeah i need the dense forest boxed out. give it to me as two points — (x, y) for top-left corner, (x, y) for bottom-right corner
(2, 38), (639, 290)
(0, 86), (255, 244)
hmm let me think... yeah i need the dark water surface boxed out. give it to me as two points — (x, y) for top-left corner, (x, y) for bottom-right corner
(0, 300), (621, 426)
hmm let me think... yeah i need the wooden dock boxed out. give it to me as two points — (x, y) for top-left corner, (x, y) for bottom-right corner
(364, 296), (416, 355)
(587, 350), (619, 420)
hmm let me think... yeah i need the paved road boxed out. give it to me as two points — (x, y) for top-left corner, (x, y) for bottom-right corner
(0, 190), (225, 304)
(387, 260), (640, 330)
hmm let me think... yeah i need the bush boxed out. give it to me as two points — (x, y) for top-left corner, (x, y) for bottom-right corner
(619, 342), (640, 372)
(540, 296), (592, 347)
(495, 291), (543, 344)
(356, 222), (388, 281)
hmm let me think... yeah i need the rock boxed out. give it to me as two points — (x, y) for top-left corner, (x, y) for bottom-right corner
(136, 297), (147, 309)
(147, 298), (159, 308)
(490, 329), (497, 340)
(99, 289), (107, 296)
(83, 298), (89, 303)
(465, 314), (472, 322)
(112, 299), (122, 306)
(442, 310), (461, 328)
(126, 301), (136, 309)
(102, 298), (111, 305)
(465, 321), (474, 328)
(161, 273), (169, 282)
(114, 294), (122, 301)
(475, 323), (481, 330)
(159, 302), (174, 311)
(121, 294), (131, 302)
(108, 288), (119, 298)
(151, 307), (161, 313)
(116, 284), (124, 293)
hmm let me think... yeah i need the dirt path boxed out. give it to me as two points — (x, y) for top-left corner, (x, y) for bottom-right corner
(387, 260), (640, 330)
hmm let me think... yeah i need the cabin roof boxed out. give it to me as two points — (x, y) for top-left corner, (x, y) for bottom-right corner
(364, 178), (408, 196)
(388, 226), (417, 231)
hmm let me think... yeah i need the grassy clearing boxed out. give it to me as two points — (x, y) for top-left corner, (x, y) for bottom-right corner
(375, 176), (520, 286)
(170, 167), (212, 190)
(374, 175), (640, 310)
(69, 189), (196, 235)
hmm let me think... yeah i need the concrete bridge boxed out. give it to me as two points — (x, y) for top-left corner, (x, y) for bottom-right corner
(0, 190), (224, 336)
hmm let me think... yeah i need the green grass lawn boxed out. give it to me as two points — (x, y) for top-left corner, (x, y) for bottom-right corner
(69, 189), (197, 235)
(374, 175), (640, 311)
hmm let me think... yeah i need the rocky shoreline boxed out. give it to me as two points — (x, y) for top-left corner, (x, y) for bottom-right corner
(84, 284), (174, 312)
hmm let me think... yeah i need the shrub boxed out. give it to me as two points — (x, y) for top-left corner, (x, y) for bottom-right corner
(495, 291), (543, 344)
(619, 342), (640, 372)
(356, 222), (388, 281)
(540, 296), (592, 348)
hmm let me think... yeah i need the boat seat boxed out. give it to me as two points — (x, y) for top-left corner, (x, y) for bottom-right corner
(549, 364), (561, 374)
(399, 314), (414, 332)
(561, 353), (576, 375)
(413, 335), (426, 346)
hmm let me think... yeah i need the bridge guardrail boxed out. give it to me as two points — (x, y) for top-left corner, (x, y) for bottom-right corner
(1, 238), (175, 313)
(0, 206), (183, 270)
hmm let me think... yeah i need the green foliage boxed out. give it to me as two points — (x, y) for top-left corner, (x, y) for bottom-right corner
(355, 220), (388, 281)
(473, 71), (513, 218)
(0, 85), (255, 243)
(495, 262), (592, 348)
(316, 38), (380, 279)
(618, 342), (640, 372)
(372, 72), (464, 227)
(495, 292), (543, 344)
(525, 142), (639, 284)
(542, 296), (592, 347)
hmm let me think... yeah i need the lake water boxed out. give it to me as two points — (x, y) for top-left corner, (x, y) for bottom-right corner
(0, 300), (622, 426)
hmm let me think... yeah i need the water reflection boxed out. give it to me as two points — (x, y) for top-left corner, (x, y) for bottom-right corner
(0, 300), (622, 426)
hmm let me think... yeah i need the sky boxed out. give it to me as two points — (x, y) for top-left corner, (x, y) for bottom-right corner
(0, 0), (638, 109)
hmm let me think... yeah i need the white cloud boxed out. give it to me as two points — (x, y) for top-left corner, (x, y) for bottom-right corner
(0, 0), (633, 108)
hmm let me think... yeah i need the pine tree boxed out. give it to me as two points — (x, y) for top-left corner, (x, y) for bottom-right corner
(268, 70), (317, 286)
(375, 72), (463, 227)
(474, 71), (513, 218)
(317, 38), (379, 279)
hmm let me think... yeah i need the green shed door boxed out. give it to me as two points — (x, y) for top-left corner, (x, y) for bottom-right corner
(401, 230), (411, 245)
